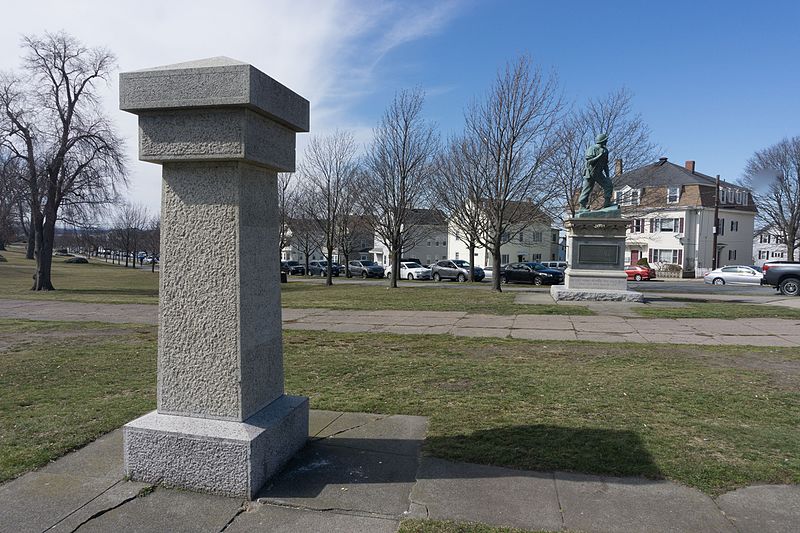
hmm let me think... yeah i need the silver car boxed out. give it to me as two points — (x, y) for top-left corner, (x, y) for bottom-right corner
(385, 261), (432, 280)
(703, 265), (763, 285)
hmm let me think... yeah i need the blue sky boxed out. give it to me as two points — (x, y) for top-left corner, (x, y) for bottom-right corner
(2, 0), (798, 215)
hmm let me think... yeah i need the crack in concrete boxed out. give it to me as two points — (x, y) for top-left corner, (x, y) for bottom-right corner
(551, 472), (565, 527)
(310, 416), (387, 441)
(254, 498), (399, 521)
(310, 412), (344, 439)
(66, 484), (155, 532)
(217, 502), (248, 532)
(41, 478), (124, 532)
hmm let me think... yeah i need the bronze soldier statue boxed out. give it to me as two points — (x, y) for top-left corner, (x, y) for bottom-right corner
(578, 133), (613, 211)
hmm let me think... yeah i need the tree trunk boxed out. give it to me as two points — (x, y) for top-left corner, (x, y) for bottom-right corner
(325, 245), (333, 286)
(33, 212), (56, 291)
(468, 241), (476, 282)
(492, 240), (502, 292)
(389, 246), (400, 288)
(26, 220), (35, 259)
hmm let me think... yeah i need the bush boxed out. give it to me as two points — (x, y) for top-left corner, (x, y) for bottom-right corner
(636, 257), (650, 267)
(64, 257), (88, 264)
(660, 263), (683, 272)
(0, 254), (7, 262)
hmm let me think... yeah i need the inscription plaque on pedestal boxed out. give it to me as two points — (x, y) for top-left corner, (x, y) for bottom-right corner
(578, 244), (619, 267)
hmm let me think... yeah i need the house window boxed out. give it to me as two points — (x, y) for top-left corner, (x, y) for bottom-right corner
(667, 186), (680, 203)
(660, 219), (675, 232)
(518, 233), (524, 243)
(517, 254), (526, 262)
(455, 252), (460, 259)
(649, 248), (682, 264)
(773, 251), (785, 259)
(501, 254), (509, 264)
(616, 188), (641, 206)
(427, 240), (431, 247)
(632, 218), (644, 233)
(718, 218), (725, 236)
(533, 253), (542, 261)
(728, 249), (737, 260)
(532, 231), (542, 242)
(730, 220), (738, 232)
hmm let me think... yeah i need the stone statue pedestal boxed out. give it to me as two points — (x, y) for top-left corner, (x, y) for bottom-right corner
(551, 216), (644, 302)
(119, 58), (309, 498)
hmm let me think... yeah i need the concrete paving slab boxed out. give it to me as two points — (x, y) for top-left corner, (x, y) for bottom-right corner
(372, 325), (438, 335)
(716, 484), (800, 533)
(409, 458), (563, 531)
(456, 315), (516, 328)
(41, 429), (123, 481)
(225, 503), (399, 533)
(323, 323), (376, 333)
(308, 410), (342, 437)
(48, 480), (151, 533)
(452, 327), (511, 338)
(571, 320), (637, 333)
(73, 486), (243, 533)
(555, 472), (736, 533)
(320, 414), (427, 457)
(511, 315), (574, 330)
(575, 332), (649, 343)
(257, 442), (419, 516)
(636, 333), (716, 345)
(282, 322), (327, 331)
(0, 471), (118, 533)
(510, 329), (578, 341)
(312, 411), (386, 439)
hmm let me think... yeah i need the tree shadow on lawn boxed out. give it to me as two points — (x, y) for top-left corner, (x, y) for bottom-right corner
(260, 424), (660, 500)
(425, 424), (662, 480)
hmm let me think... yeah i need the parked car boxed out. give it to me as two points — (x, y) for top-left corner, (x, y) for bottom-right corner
(281, 260), (305, 275)
(703, 265), (763, 285)
(541, 261), (567, 271)
(430, 259), (485, 282)
(500, 262), (564, 285)
(761, 261), (800, 296)
(347, 260), (385, 278)
(308, 260), (340, 277)
(385, 261), (432, 280)
(624, 265), (656, 281)
(483, 265), (494, 280)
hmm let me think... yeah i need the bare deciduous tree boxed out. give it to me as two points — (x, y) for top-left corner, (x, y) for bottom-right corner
(742, 136), (800, 261)
(277, 172), (297, 257)
(111, 202), (149, 268)
(0, 32), (126, 290)
(362, 88), (439, 288)
(0, 150), (24, 250)
(298, 131), (359, 286)
(465, 55), (564, 291)
(549, 88), (659, 218)
(436, 136), (484, 281)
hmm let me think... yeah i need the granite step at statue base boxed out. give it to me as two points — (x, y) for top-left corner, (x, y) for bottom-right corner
(550, 285), (645, 302)
(124, 395), (308, 499)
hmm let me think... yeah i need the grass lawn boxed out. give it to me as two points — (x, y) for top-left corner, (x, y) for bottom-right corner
(2, 319), (798, 495)
(637, 302), (800, 319)
(0, 247), (159, 305)
(0, 319), (156, 481)
(280, 282), (592, 315)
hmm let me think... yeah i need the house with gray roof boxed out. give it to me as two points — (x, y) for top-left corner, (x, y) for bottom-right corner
(610, 158), (756, 277)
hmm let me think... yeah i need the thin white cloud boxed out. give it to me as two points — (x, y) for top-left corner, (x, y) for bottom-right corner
(0, 0), (462, 216)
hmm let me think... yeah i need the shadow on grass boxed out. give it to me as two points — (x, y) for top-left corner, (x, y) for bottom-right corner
(259, 425), (660, 500)
(57, 288), (158, 297)
(425, 425), (661, 479)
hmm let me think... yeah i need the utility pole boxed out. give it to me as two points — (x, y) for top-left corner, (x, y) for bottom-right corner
(711, 174), (720, 270)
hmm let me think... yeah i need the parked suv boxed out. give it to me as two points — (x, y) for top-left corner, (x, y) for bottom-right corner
(308, 260), (340, 277)
(347, 260), (385, 278)
(761, 261), (800, 296)
(430, 259), (485, 282)
(541, 261), (567, 270)
(281, 260), (306, 276)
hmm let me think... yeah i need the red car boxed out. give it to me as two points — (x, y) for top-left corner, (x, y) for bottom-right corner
(625, 265), (656, 281)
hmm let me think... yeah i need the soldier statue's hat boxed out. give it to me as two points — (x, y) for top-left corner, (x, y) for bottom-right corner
(596, 133), (608, 144)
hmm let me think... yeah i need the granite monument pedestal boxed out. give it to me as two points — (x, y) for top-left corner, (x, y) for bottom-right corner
(119, 57), (310, 498)
(551, 210), (644, 302)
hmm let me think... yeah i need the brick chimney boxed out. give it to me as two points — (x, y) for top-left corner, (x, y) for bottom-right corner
(615, 159), (623, 176)
(685, 160), (696, 173)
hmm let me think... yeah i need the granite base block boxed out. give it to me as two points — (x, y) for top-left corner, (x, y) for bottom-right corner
(124, 395), (308, 499)
(551, 285), (644, 302)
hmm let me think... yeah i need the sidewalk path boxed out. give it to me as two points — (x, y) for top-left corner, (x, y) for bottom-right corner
(2, 299), (800, 347)
(1, 410), (796, 533)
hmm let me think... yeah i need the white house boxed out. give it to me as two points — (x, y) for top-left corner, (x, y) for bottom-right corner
(447, 201), (560, 267)
(370, 209), (449, 267)
(753, 227), (796, 266)
(612, 158), (756, 276)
